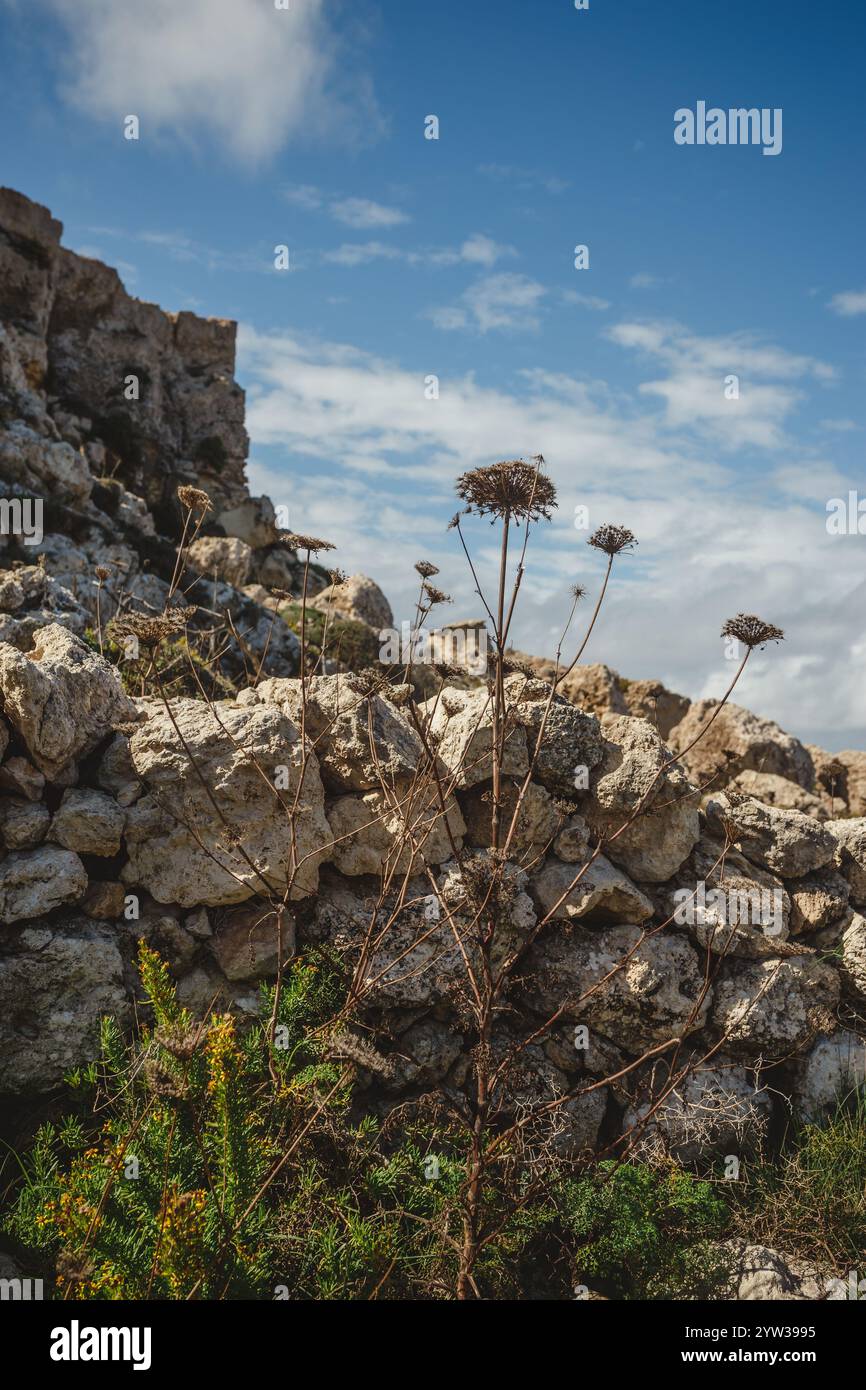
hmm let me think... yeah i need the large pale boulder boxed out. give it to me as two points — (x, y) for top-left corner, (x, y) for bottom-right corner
(586, 715), (700, 882)
(248, 673), (424, 792)
(187, 534), (253, 588)
(0, 624), (139, 779)
(669, 700), (814, 790)
(0, 796), (50, 849)
(123, 698), (330, 906)
(709, 955), (839, 1059)
(421, 684), (528, 790)
(789, 866), (850, 934)
(0, 845), (87, 923)
(514, 680), (605, 796)
(793, 1030), (866, 1121)
(51, 787), (124, 856)
(730, 770), (828, 820)
(462, 779), (563, 858)
(706, 795), (836, 879)
(0, 920), (128, 1092)
(661, 837), (793, 960)
(726, 1244), (831, 1301)
(832, 750), (866, 817)
(620, 679), (690, 740)
(827, 818), (866, 906)
(0, 422), (92, 504)
(524, 924), (710, 1055)
(532, 855), (654, 925)
(622, 1061), (772, 1163)
(311, 573), (393, 631)
(327, 786), (465, 877)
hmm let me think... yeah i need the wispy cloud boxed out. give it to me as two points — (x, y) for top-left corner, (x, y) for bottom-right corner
(238, 318), (866, 746)
(429, 272), (547, 333)
(329, 197), (410, 229)
(322, 236), (516, 271)
(828, 288), (866, 317)
(40, 0), (381, 163)
(477, 163), (570, 195)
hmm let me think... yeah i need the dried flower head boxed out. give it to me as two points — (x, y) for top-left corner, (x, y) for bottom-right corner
(415, 560), (440, 578)
(270, 587), (293, 601)
(280, 532), (336, 554)
(177, 485), (212, 514)
(108, 611), (187, 648)
(588, 524), (637, 557)
(720, 614), (785, 649)
(328, 568), (348, 587)
(94, 565), (111, 583)
(455, 459), (558, 524)
(423, 583), (452, 605)
(570, 583), (586, 601)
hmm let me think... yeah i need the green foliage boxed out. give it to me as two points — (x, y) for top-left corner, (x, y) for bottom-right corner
(279, 600), (380, 674)
(730, 1095), (866, 1269)
(559, 1160), (732, 1300)
(3, 944), (345, 1299)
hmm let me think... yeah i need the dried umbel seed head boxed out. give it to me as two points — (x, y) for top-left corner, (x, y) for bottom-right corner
(588, 524), (637, 557)
(422, 583), (452, 605)
(328, 568), (348, 587)
(177, 485), (212, 514)
(155, 1023), (207, 1061)
(570, 583), (587, 601)
(109, 611), (187, 648)
(94, 565), (111, 583)
(270, 587), (293, 601)
(280, 532), (336, 554)
(415, 560), (440, 578)
(455, 459), (558, 524)
(720, 614), (785, 649)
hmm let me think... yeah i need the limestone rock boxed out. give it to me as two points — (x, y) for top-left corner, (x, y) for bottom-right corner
(188, 534), (253, 588)
(0, 845), (87, 923)
(311, 573), (393, 631)
(0, 796), (50, 849)
(532, 855), (654, 925)
(327, 786), (465, 876)
(793, 1030), (866, 1121)
(250, 673), (425, 792)
(789, 866), (850, 934)
(726, 1244), (831, 1301)
(622, 1061), (772, 1163)
(51, 787), (124, 856)
(0, 755), (45, 801)
(0, 919), (128, 1092)
(587, 715), (700, 882)
(524, 924), (710, 1055)
(826, 818), (866, 906)
(669, 700), (814, 790)
(709, 955), (839, 1059)
(210, 903), (294, 981)
(706, 795), (836, 879)
(123, 698), (330, 906)
(0, 624), (139, 779)
(421, 683), (528, 790)
(731, 769), (828, 820)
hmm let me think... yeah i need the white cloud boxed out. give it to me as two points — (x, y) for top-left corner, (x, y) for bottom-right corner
(329, 197), (410, 229)
(829, 289), (866, 316)
(608, 319), (835, 449)
(630, 272), (663, 289)
(42, 0), (379, 162)
(322, 235), (516, 271)
(237, 319), (866, 747)
(430, 273), (547, 333)
(562, 289), (611, 311)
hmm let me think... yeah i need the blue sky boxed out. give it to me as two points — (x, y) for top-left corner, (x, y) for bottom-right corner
(2, 0), (865, 748)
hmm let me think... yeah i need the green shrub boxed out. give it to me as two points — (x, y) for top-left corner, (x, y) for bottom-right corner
(559, 1160), (732, 1300)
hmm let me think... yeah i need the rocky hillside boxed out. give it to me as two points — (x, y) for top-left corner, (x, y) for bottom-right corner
(2, 190), (866, 1300)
